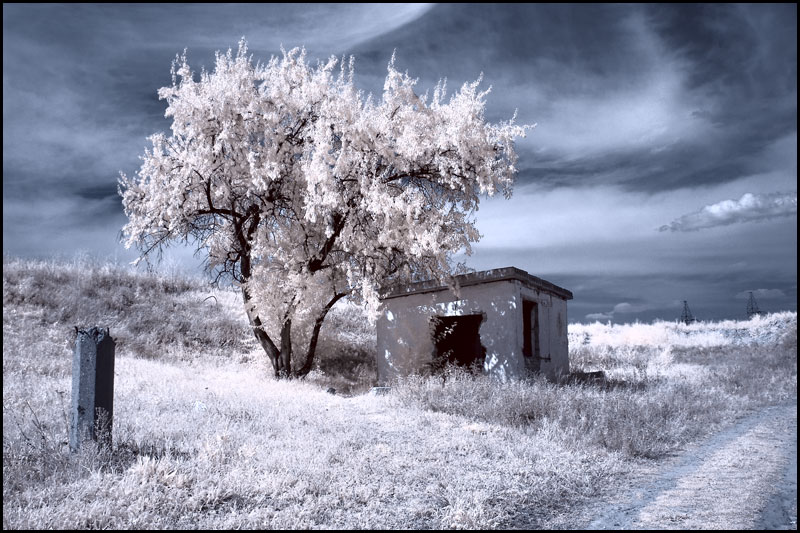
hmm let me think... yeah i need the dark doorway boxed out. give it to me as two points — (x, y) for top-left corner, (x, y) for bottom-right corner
(430, 314), (486, 372)
(523, 300), (540, 359)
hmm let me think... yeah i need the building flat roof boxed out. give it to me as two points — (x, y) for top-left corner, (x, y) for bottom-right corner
(381, 266), (573, 301)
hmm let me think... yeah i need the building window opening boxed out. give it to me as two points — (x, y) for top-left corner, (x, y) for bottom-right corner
(430, 314), (486, 372)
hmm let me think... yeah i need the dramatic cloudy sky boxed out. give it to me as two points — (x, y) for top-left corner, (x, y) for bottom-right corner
(3, 4), (797, 322)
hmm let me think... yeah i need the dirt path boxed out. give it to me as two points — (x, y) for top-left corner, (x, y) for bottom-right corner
(583, 400), (797, 530)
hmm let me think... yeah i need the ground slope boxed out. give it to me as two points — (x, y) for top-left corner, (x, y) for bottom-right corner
(580, 400), (797, 530)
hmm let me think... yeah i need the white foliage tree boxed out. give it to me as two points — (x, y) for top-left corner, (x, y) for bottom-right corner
(120, 40), (528, 378)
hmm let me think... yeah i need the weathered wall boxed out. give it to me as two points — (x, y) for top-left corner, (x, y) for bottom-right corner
(377, 279), (571, 383)
(518, 283), (570, 379)
(377, 280), (520, 383)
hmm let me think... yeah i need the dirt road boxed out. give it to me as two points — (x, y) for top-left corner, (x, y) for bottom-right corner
(583, 400), (797, 530)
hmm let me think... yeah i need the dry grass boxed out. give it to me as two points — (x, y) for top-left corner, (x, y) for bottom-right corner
(1, 255), (376, 382)
(2, 255), (247, 362)
(392, 337), (796, 461)
(3, 355), (625, 529)
(2, 256), (796, 529)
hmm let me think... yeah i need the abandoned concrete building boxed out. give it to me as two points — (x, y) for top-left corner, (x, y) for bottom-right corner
(376, 267), (573, 383)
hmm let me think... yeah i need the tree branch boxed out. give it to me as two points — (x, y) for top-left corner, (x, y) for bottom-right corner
(308, 211), (347, 272)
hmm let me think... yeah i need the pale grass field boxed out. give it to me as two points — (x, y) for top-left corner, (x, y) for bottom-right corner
(2, 257), (797, 529)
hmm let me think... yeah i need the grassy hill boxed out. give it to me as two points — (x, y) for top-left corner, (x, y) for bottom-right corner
(3, 256), (796, 528)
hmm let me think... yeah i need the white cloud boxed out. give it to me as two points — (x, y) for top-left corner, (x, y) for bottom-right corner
(735, 289), (787, 300)
(584, 301), (670, 322)
(613, 302), (655, 314)
(659, 192), (797, 232)
(245, 4), (434, 53)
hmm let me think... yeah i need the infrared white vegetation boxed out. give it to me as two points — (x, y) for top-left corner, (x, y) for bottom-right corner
(119, 40), (529, 378)
(571, 312), (797, 349)
(3, 257), (796, 529)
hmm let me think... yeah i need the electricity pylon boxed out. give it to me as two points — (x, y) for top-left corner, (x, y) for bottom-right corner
(680, 300), (696, 325)
(746, 291), (762, 318)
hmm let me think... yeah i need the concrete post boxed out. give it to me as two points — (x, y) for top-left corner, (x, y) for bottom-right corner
(70, 327), (115, 451)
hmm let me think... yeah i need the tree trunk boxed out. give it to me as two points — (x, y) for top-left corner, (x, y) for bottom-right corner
(239, 252), (289, 378)
(241, 287), (283, 373)
(277, 318), (292, 378)
(296, 291), (349, 378)
(238, 249), (348, 380)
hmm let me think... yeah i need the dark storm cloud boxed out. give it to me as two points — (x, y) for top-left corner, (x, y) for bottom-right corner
(2, 3), (432, 255)
(353, 4), (657, 88)
(5, 3), (794, 202)
(2, 4), (796, 322)
(74, 184), (122, 202)
(559, 269), (797, 324)
(354, 4), (796, 194)
(647, 4), (796, 101)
